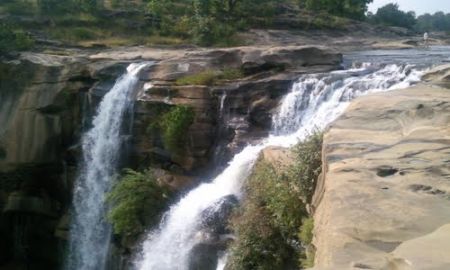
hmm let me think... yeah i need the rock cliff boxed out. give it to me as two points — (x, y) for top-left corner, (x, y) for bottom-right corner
(0, 45), (341, 269)
(312, 74), (450, 269)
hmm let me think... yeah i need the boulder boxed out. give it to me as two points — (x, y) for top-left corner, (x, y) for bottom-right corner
(261, 146), (294, 174)
(199, 195), (239, 235)
(187, 195), (238, 270)
(188, 242), (220, 270)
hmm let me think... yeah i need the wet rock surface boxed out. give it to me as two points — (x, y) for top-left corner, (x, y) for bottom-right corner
(189, 195), (238, 270)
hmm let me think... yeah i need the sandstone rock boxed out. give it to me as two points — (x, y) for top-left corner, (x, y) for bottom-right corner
(261, 146), (294, 174)
(312, 85), (450, 270)
(153, 168), (195, 191)
(135, 46), (341, 81)
(389, 223), (450, 270)
(422, 64), (450, 88)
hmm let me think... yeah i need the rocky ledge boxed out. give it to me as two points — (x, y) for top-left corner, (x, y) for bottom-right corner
(132, 46), (341, 180)
(311, 71), (450, 269)
(0, 45), (341, 268)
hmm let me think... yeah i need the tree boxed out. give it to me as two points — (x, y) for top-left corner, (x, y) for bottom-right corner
(146, 0), (280, 45)
(416, 12), (450, 32)
(374, 3), (416, 29)
(36, 0), (103, 15)
(303, 0), (373, 20)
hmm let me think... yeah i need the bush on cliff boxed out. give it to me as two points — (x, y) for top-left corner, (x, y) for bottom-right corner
(228, 161), (303, 270)
(106, 169), (171, 235)
(0, 23), (34, 55)
(228, 132), (323, 270)
(175, 68), (245, 86)
(160, 105), (195, 155)
(290, 132), (323, 202)
(299, 217), (315, 267)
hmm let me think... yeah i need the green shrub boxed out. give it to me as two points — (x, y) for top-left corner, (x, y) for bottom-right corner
(175, 70), (218, 86)
(0, 23), (34, 54)
(71, 27), (97, 40)
(220, 68), (245, 81)
(299, 217), (314, 244)
(299, 217), (315, 268)
(228, 133), (323, 270)
(175, 68), (245, 86)
(159, 105), (195, 154)
(301, 249), (315, 269)
(106, 169), (171, 235)
(228, 201), (293, 270)
(228, 161), (303, 270)
(3, 0), (37, 15)
(289, 132), (323, 202)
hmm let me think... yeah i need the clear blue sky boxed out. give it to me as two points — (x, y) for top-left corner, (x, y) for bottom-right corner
(368, 0), (450, 15)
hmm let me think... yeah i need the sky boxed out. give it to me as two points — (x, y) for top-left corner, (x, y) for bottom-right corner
(368, 0), (450, 15)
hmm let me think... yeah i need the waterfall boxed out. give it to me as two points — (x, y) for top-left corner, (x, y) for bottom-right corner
(67, 63), (149, 270)
(134, 63), (423, 270)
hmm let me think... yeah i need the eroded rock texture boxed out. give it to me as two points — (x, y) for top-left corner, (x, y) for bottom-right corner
(0, 45), (341, 269)
(312, 85), (450, 270)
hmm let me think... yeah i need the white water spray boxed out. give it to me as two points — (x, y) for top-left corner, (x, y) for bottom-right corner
(135, 63), (422, 270)
(68, 63), (149, 270)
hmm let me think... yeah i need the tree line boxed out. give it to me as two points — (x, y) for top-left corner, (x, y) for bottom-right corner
(3, 0), (373, 45)
(368, 3), (450, 32)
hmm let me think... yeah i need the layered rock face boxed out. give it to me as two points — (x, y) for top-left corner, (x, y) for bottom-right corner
(0, 54), (92, 269)
(131, 46), (341, 185)
(0, 53), (133, 268)
(0, 45), (342, 269)
(312, 83), (450, 269)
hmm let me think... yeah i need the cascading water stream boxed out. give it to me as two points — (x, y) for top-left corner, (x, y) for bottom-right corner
(67, 63), (149, 270)
(135, 63), (423, 270)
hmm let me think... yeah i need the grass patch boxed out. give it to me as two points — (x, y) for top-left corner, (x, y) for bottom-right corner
(175, 68), (245, 86)
(106, 168), (171, 235)
(176, 70), (218, 86)
(228, 132), (323, 270)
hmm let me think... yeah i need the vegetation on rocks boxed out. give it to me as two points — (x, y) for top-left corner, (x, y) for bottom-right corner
(228, 132), (323, 270)
(148, 105), (196, 155)
(302, 0), (373, 20)
(299, 217), (315, 267)
(0, 23), (34, 54)
(0, 0), (376, 47)
(175, 68), (245, 86)
(107, 169), (171, 235)
(160, 105), (195, 154)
